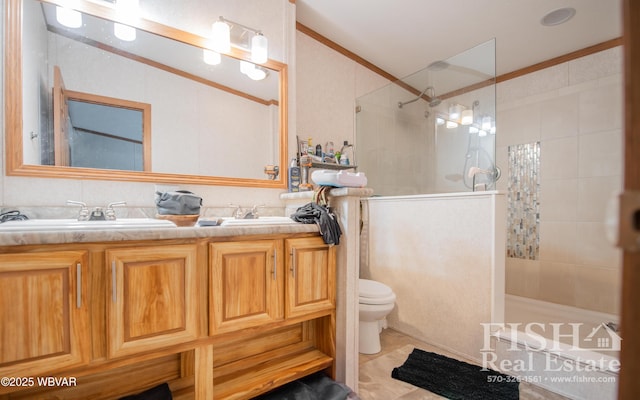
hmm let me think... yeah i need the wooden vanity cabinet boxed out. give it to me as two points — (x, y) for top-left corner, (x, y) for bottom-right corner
(106, 244), (199, 358)
(285, 237), (336, 319)
(207, 236), (336, 399)
(0, 251), (90, 378)
(209, 239), (284, 334)
(0, 234), (335, 400)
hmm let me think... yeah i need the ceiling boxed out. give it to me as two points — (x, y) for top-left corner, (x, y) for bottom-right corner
(295, 0), (623, 80)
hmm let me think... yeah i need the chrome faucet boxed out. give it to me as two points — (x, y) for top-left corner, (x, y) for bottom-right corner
(67, 200), (126, 221)
(230, 204), (244, 219)
(230, 204), (264, 219)
(243, 205), (264, 219)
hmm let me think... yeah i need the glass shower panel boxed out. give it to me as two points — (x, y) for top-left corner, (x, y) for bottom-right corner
(356, 39), (496, 196)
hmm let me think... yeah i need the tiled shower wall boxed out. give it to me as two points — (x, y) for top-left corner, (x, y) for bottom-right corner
(507, 142), (540, 260)
(496, 47), (623, 315)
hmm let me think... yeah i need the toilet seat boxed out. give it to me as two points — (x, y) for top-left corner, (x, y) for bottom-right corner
(359, 279), (396, 305)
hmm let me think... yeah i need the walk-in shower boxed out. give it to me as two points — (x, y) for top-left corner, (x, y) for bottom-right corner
(355, 39), (497, 196)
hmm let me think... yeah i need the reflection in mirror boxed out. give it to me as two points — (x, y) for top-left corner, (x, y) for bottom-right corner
(6, 0), (288, 188)
(65, 95), (147, 171)
(49, 64), (150, 170)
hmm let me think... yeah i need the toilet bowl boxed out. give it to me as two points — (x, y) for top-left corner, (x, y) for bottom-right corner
(359, 279), (396, 354)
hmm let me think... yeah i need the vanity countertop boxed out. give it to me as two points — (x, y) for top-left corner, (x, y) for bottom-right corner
(0, 223), (320, 247)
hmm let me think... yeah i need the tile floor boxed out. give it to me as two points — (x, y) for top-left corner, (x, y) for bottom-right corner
(357, 328), (571, 400)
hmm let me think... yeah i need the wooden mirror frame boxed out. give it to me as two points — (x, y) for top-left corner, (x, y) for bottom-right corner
(4, 0), (288, 188)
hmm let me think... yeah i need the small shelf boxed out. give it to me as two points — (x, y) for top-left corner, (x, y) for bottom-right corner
(311, 162), (357, 170)
(213, 348), (333, 399)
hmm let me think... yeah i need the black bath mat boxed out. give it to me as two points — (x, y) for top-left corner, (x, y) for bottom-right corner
(391, 348), (519, 400)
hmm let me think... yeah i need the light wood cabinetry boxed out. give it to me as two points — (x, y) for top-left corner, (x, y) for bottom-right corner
(285, 237), (336, 319)
(207, 236), (336, 399)
(0, 233), (335, 400)
(0, 251), (89, 378)
(106, 244), (199, 358)
(209, 240), (284, 334)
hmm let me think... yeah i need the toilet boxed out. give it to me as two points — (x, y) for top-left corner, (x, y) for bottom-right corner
(358, 278), (396, 354)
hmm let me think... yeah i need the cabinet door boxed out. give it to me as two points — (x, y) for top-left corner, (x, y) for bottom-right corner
(285, 237), (336, 319)
(209, 240), (284, 334)
(0, 251), (89, 377)
(106, 245), (198, 358)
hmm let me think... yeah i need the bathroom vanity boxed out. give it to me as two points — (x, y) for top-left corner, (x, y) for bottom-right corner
(0, 224), (336, 399)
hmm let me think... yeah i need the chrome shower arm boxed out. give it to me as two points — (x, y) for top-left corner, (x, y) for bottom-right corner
(398, 86), (437, 108)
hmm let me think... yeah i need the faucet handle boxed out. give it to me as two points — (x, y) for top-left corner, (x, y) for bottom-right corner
(105, 201), (126, 221)
(229, 204), (244, 219)
(67, 200), (87, 207)
(67, 200), (89, 221)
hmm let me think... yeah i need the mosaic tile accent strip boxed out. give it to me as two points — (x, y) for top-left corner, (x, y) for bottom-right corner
(507, 142), (540, 260)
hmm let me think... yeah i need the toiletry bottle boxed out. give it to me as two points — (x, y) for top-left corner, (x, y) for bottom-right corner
(288, 158), (300, 192)
(307, 138), (313, 155)
(315, 144), (322, 157)
(339, 140), (352, 165)
(299, 155), (313, 191)
(325, 141), (335, 157)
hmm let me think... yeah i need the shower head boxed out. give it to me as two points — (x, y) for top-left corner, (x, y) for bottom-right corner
(428, 97), (442, 107)
(398, 86), (441, 109)
(427, 60), (450, 71)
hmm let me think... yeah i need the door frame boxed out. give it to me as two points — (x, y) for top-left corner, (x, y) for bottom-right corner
(618, 0), (640, 398)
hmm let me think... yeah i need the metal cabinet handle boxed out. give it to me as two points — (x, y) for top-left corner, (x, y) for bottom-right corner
(290, 250), (296, 278)
(76, 263), (82, 308)
(112, 260), (116, 303)
(273, 249), (277, 280)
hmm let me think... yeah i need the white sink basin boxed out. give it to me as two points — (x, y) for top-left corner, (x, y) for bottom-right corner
(0, 218), (177, 232)
(220, 216), (297, 226)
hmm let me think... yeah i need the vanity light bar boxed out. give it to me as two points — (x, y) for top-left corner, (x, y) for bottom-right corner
(212, 16), (269, 64)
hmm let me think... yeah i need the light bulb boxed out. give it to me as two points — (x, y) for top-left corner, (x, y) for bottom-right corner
(114, 23), (136, 41)
(211, 20), (231, 53)
(114, 0), (139, 41)
(469, 126), (479, 134)
(240, 60), (255, 75)
(203, 49), (221, 65)
(251, 33), (268, 64)
(436, 117), (445, 126)
(116, 0), (139, 16)
(247, 66), (268, 81)
(446, 120), (458, 129)
(482, 116), (492, 131)
(449, 104), (462, 121)
(460, 109), (473, 125)
(56, 6), (82, 28)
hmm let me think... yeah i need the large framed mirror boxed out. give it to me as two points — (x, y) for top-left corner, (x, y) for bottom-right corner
(5, 0), (288, 188)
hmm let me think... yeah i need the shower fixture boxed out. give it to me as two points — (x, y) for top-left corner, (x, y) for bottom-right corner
(398, 86), (441, 109)
(427, 60), (450, 71)
(467, 165), (502, 191)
